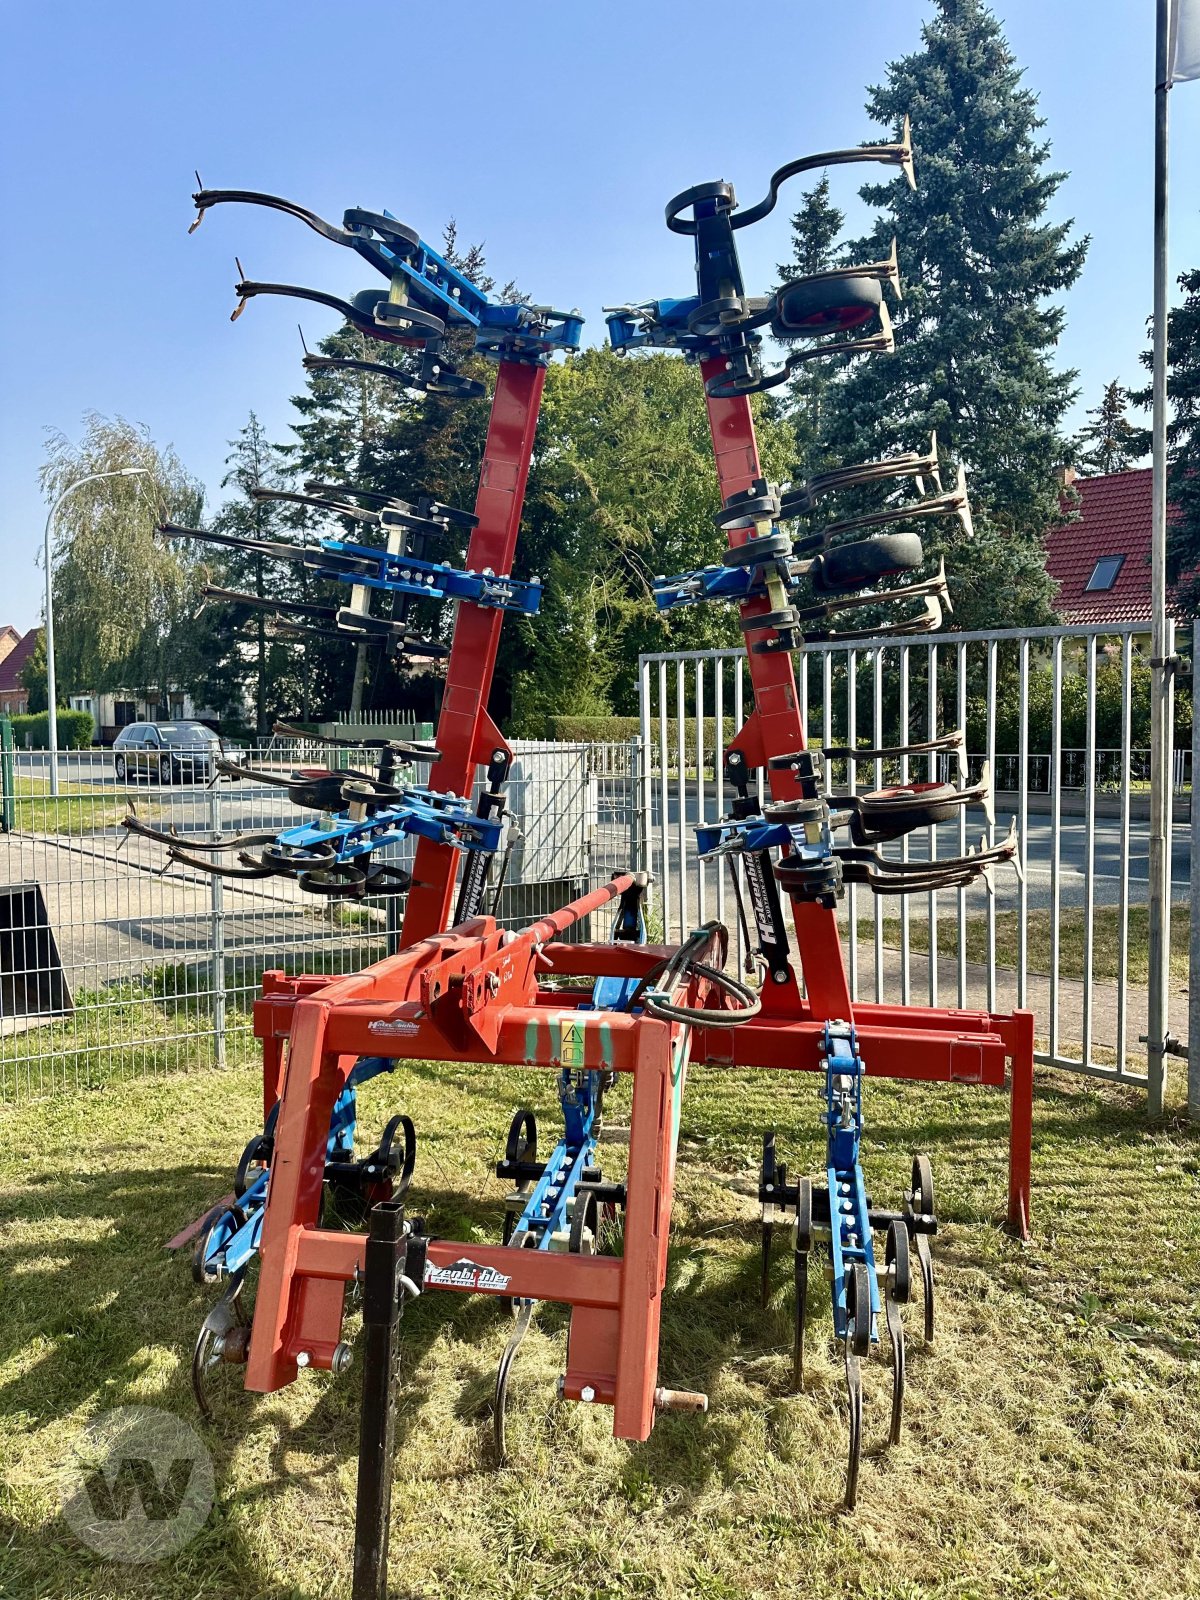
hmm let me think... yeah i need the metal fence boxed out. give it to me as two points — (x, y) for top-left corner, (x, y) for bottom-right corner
(0, 738), (643, 1101)
(639, 621), (1185, 1089)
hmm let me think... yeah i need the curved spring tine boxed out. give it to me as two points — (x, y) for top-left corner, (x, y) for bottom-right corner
(792, 1245), (808, 1391)
(760, 1211), (774, 1309)
(248, 486), (380, 523)
(307, 480), (475, 530)
(796, 431), (940, 507)
(123, 812), (276, 851)
(168, 846), (282, 878)
(493, 1299), (536, 1465)
(914, 1233), (935, 1344)
(884, 1288), (906, 1446)
(738, 116), (915, 232)
(821, 724), (964, 767)
(191, 188), (360, 247)
(843, 1344), (864, 1511)
(233, 279), (444, 343)
(191, 1270), (247, 1423)
(789, 460), (971, 545)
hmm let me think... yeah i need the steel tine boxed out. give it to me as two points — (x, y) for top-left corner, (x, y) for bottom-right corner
(884, 1289), (906, 1446)
(760, 1211), (774, 1308)
(914, 1232), (935, 1344)
(843, 1345), (864, 1511)
(493, 1299), (536, 1464)
(792, 1242), (808, 1390)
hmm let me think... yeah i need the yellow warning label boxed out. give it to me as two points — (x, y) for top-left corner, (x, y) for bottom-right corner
(560, 1020), (586, 1067)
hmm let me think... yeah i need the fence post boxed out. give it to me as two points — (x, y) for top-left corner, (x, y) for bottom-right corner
(208, 783), (227, 1067)
(0, 716), (13, 833)
(1190, 620), (1200, 1119)
(629, 735), (648, 879)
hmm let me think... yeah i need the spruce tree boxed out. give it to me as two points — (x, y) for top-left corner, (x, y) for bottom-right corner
(182, 415), (306, 735)
(1076, 380), (1146, 475)
(820, 0), (1088, 629)
(774, 176), (847, 479)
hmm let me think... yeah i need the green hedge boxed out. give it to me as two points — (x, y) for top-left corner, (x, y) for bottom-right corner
(6, 710), (94, 750)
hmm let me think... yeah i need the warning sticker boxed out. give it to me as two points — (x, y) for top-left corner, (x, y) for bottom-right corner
(560, 1020), (586, 1067)
(424, 1257), (512, 1293)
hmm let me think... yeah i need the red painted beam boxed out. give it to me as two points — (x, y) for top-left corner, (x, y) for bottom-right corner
(402, 360), (548, 944)
(699, 358), (852, 1020)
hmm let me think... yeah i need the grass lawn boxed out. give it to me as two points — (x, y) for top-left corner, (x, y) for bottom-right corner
(855, 904), (1190, 987)
(5, 776), (141, 837)
(1, 1061), (1198, 1600)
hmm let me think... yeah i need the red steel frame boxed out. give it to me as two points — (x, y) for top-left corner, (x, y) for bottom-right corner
(401, 359), (546, 945)
(238, 350), (1036, 1435)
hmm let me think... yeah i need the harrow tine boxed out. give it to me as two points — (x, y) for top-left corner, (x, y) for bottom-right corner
(493, 1298), (536, 1465)
(792, 1175), (812, 1391)
(792, 1243), (808, 1390)
(843, 1344), (864, 1512)
(919, 1256), (936, 1342)
(167, 845), (280, 878)
(191, 1269), (249, 1423)
(493, 1229), (539, 1463)
(884, 1289), (906, 1447)
(760, 1213), (774, 1309)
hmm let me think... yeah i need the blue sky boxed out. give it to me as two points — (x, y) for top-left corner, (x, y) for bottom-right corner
(1, 0), (1198, 632)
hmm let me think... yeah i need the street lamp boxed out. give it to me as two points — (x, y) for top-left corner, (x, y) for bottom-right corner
(44, 466), (150, 795)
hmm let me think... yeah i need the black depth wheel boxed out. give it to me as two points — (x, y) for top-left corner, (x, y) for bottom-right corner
(848, 1261), (872, 1357)
(775, 273), (882, 336)
(887, 1219), (911, 1303)
(810, 531), (925, 594)
(505, 1109), (537, 1167)
(234, 1134), (273, 1199)
(912, 1153), (935, 1219)
(568, 1187), (600, 1255)
(376, 1114), (417, 1199)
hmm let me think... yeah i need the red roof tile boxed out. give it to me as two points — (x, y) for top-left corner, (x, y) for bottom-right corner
(0, 627), (42, 694)
(1044, 468), (1179, 626)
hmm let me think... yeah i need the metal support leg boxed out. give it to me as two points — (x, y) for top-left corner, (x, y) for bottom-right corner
(352, 1203), (418, 1600)
(1006, 1010), (1035, 1240)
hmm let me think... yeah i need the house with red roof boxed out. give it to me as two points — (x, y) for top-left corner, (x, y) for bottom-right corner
(0, 626), (41, 716)
(1044, 467), (1173, 629)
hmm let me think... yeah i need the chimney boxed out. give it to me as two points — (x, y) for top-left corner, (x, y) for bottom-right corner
(1055, 464), (1078, 487)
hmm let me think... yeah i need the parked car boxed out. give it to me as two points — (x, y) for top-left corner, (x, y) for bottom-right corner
(112, 721), (223, 784)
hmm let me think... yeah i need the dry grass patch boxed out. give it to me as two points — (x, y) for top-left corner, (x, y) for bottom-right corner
(0, 1060), (1197, 1599)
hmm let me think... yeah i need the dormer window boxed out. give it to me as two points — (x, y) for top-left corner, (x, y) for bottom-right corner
(1085, 555), (1125, 592)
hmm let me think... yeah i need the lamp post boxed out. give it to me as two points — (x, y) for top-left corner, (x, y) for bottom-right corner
(44, 466), (149, 796)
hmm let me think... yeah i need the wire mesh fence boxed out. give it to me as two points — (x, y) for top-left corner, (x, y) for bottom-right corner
(639, 622), (1188, 1089)
(0, 738), (644, 1101)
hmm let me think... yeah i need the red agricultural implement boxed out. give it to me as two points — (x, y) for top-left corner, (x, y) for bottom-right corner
(157, 125), (1034, 1600)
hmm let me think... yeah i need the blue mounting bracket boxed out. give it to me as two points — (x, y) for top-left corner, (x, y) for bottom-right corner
(510, 1069), (603, 1258)
(274, 786), (504, 863)
(316, 538), (542, 614)
(653, 561), (766, 611)
(822, 1022), (879, 1343)
(606, 298), (715, 354)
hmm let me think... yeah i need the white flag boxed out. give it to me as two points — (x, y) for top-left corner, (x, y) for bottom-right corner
(1171, 0), (1200, 82)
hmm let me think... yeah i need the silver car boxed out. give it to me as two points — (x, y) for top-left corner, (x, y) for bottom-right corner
(113, 721), (222, 785)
